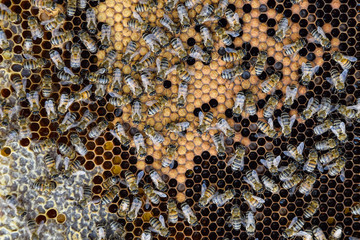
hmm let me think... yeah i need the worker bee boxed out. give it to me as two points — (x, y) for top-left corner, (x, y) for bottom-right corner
(132, 52), (155, 72)
(134, 133), (147, 158)
(124, 74), (143, 97)
(263, 95), (279, 119)
(32, 178), (57, 193)
(139, 71), (156, 96)
(176, 81), (188, 108)
(243, 211), (256, 237)
(197, 111), (213, 134)
(57, 69), (82, 85)
(170, 61), (192, 82)
(144, 124), (164, 146)
(256, 119), (279, 138)
(26, 91), (40, 115)
(101, 176), (120, 190)
(108, 221), (126, 239)
(107, 68), (122, 96)
(170, 37), (188, 60)
(121, 41), (139, 65)
(315, 138), (338, 151)
(86, 8), (97, 34)
(142, 33), (162, 55)
(214, 25), (233, 46)
(23, 56), (48, 71)
(131, 99), (142, 125)
(140, 229), (153, 240)
(66, 0), (76, 16)
(260, 152), (281, 176)
(101, 185), (120, 205)
(213, 0), (228, 19)
(338, 104), (358, 120)
(195, 4), (214, 25)
(162, 144), (177, 168)
(164, 0), (178, 12)
(22, 36), (33, 56)
(69, 133), (87, 156)
(181, 202), (199, 226)
(32, 138), (56, 154)
(332, 51), (357, 70)
(221, 64), (246, 81)
(79, 30), (97, 53)
(149, 169), (167, 192)
(150, 215), (170, 237)
(40, 13), (65, 33)
(244, 170), (264, 192)
(274, 17), (289, 42)
(147, 95), (169, 115)
(4, 194), (26, 216)
(278, 112), (296, 138)
(99, 23), (111, 50)
(160, 14), (180, 34)
(324, 157), (346, 182)
(242, 190), (265, 211)
(49, 49), (65, 70)
(326, 68), (348, 92)
(298, 173), (317, 195)
(150, 26), (170, 48)
(329, 225), (343, 240)
(28, 16), (44, 40)
(254, 51), (267, 76)
(319, 148), (343, 165)
(98, 50), (117, 74)
(317, 97), (336, 122)
(73, 110), (95, 133)
(50, 30), (73, 47)
(70, 43), (81, 69)
(232, 91), (246, 117)
(44, 99), (58, 122)
(227, 144), (246, 171)
(211, 132), (226, 157)
(350, 203), (360, 215)
(279, 162), (298, 182)
(314, 119), (332, 136)
(144, 184), (167, 205)
(19, 116), (32, 139)
(221, 47), (247, 62)
(127, 196), (142, 222)
(284, 38), (306, 56)
(303, 149), (323, 173)
(212, 188), (236, 207)
(225, 8), (241, 34)
(304, 199), (320, 219)
(309, 25), (331, 49)
(301, 97), (320, 120)
(300, 62), (319, 86)
(261, 175), (280, 194)
(284, 142), (305, 164)
(93, 84), (107, 101)
(117, 197), (131, 218)
(156, 57), (170, 82)
(282, 217), (305, 238)
(73, 85), (92, 103)
(198, 182), (216, 207)
(109, 95), (133, 108)
(330, 119), (347, 142)
(10, 76), (27, 101)
(88, 120), (108, 140)
(40, 75), (52, 98)
(261, 72), (281, 94)
(185, 0), (199, 8)
(175, 4), (191, 30)
(312, 226), (327, 240)
(31, 0), (56, 11)
(135, 0), (157, 12)
(284, 85), (297, 109)
(110, 122), (131, 147)
(167, 198), (180, 224)
(58, 143), (76, 160)
(124, 170), (144, 195)
(165, 121), (189, 136)
(189, 45), (211, 64)
(215, 118), (235, 138)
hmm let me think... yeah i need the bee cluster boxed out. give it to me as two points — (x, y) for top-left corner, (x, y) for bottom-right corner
(0, 0), (359, 239)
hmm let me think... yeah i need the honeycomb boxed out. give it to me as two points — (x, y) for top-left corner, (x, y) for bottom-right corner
(0, 0), (359, 238)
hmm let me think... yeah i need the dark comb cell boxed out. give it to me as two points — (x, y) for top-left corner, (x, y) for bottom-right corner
(218, 19), (228, 28)
(267, 0), (276, 8)
(193, 108), (201, 117)
(195, 25), (201, 32)
(275, 5), (284, 13)
(187, 38), (195, 46)
(186, 57), (196, 65)
(267, 19), (276, 27)
(243, 4), (252, 13)
(201, 103), (210, 112)
(209, 99), (218, 108)
(283, 9), (292, 17)
(259, 4), (268, 12)
(163, 80), (172, 89)
(227, 4), (236, 12)
(259, 14), (268, 23)
(267, 29), (275, 37)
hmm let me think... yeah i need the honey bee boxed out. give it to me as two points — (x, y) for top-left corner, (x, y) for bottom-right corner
(19, 116), (32, 139)
(227, 144), (246, 171)
(144, 184), (167, 205)
(58, 143), (76, 161)
(70, 133), (87, 156)
(77, 0), (86, 10)
(282, 173), (303, 192)
(176, 4), (191, 29)
(69, 43), (81, 69)
(23, 55), (48, 71)
(315, 138), (338, 151)
(350, 203), (360, 215)
(44, 99), (58, 122)
(279, 162), (298, 182)
(124, 170), (144, 195)
(140, 71), (156, 96)
(212, 188), (236, 207)
(4, 194), (26, 216)
(214, 25), (233, 46)
(329, 225), (343, 240)
(338, 104), (358, 120)
(57, 69), (82, 85)
(66, 0), (76, 16)
(135, 0), (157, 12)
(88, 120), (108, 140)
(41, 13), (65, 33)
(232, 91), (246, 117)
(195, 4), (214, 25)
(32, 178), (57, 193)
(213, 0), (228, 19)
(195, 27), (213, 53)
(263, 95), (279, 119)
(242, 190), (265, 211)
(149, 215), (170, 237)
(142, 33), (162, 55)
(176, 81), (188, 108)
(32, 138), (56, 154)
(79, 30), (97, 53)
(73, 110), (95, 133)
(225, 8), (241, 35)
(301, 97), (320, 120)
(278, 112), (296, 138)
(282, 217), (305, 238)
(140, 229), (153, 240)
(170, 61), (192, 82)
(99, 23), (111, 50)
(319, 148), (343, 166)
(184, 0), (199, 8)
(274, 17), (289, 42)
(10, 76), (27, 101)
(31, 0), (56, 11)
(101, 185), (120, 205)
(254, 51), (267, 76)
(221, 64), (246, 81)
(300, 62), (319, 86)
(86, 8), (97, 34)
(211, 132), (226, 157)
(181, 202), (199, 226)
(144, 124), (165, 146)
(243, 211), (256, 237)
(132, 52), (155, 72)
(164, 0), (178, 12)
(121, 41), (139, 65)
(260, 152), (281, 176)
(57, 112), (77, 134)
(107, 68), (122, 96)
(317, 97), (336, 122)
(156, 57), (170, 82)
(147, 95), (169, 115)
(162, 144), (177, 168)
(304, 199), (320, 219)
(244, 170), (264, 192)
(110, 122), (131, 147)
(134, 133), (147, 158)
(324, 157), (346, 182)
(49, 49), (65, 70)
(284, 142), (305, 164)
(261, 72), (281, 94)
(150, 26), (170, 48)
(215, 118), (235, 138)
(50, 30), (73, 47)
(127, 196), (142, 222)
(332, 51), (357, 70)
(298, 173), (317, 195)
(124, 75), (143, 97)
(326, 68), (348, 92)
(98, 50), (117, 73)
(109, 95), (133, 108)
(109, 221), (126, 239)
(312, 226), (327, 240)
(303, 149), (323, 173)
(170, 37), (188, 60)
(189, 45), (211, 64)
(261, 175), (280, 194)
(117, 197), (131, 218)
(284, 85), (297, 109)
(198, 182), (216, 207)
(149, 169), (167, 192)
(160, 14), (180, 34)
(284, 38), (306, 57)
(314, 119), (332, 136)
(256, 119), (278, 138)
(96, 223), (106, 239)
(28, 16), (44, 40)
(131, 99), (142, 125)
(309, 25), (331, 49)
(330, 119), (347, 142)
(26, 218), (45, 239)
(26, 90), (40, 115)
(165, 121), (190, 136)
(167, 198), (180, 224)
(102, 176), (120, 190)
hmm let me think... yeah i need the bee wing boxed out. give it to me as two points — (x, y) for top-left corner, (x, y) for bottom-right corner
(340, 121), (346, 132)
(340, 169), (345, 182)
(243, 176), (255, 189)
(198, 111), (204, 125)
(289, 114), (297, 129)
(136, 170), (144, 184)
(325, 76), (334, 85)
(310, 65), (320, 77)
(297, 142), (305, 155)
(55, 154), (63, 171)
(0, 3), (11, 13)
(156, 57), (162, 73)
(343, 55), (358, 62)
(159, 214), (166, 227)
(306, 97), (314, 109)
(79, 84), (92, 93)
(132, 11), (144, 23)
(23, 54), (36, 60)
(277, 116), (283, 128)
(26, 93), (33, 107)
(283, 42), (296, 50)
(63, 157), (70, 170)
(22, 78), (27, 92)
(165, 65), (177, 76)
(201, 181), (207, 197)
(225, 30), (240, 37)
(340, 69), (349, 83)
(274, 156), (281, 167)
(324, 163), (336, 170)
(316, 26), (327, 38)
(36, 220), (45, 236)
(346, 104), (360, 111)
(283, 151), (294, 158)
(317, 160), (324, 173)
(259, 159), (268, 168)
(225, 47), (237, 53)
(227, 155), (236, 166)
(252, 195), (265, 203)
(279, 17), (288, 29)
(154, 190), (167, 198)
(251, 170), (260, 182)
(288, 216), (298, 229)
(40, 18), (55, 25)
(268, 118), (274, 129)
(64, 67), (75, 76)
(301, 62), (307, 73)
(145, 100), (157, 106)
(139, 51), (151, 63)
